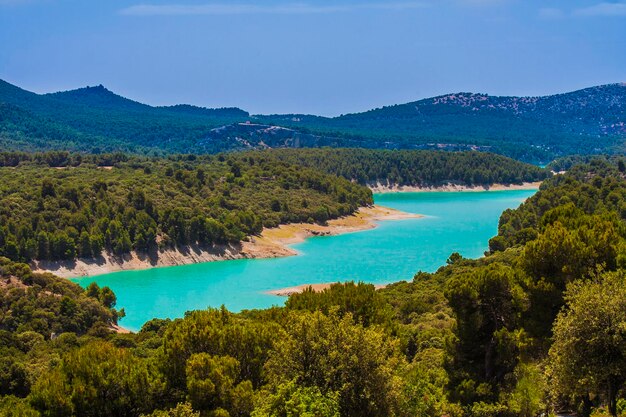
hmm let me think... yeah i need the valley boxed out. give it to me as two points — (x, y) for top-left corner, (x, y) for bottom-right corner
(3, 2), (626, 415)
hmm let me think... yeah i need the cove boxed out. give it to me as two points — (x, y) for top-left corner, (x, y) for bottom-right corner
(72, 190), (536, 331)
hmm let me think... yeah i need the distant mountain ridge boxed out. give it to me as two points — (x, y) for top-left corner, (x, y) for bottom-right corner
(46, 84), (152, 111)
(360, 84), (625, 136)
(260, 83), (625, 123)
(45, 84), (248, 117)
(257, 83), (625, 161)
(0, 79), (250, 154)
(0, 79), (624, 161)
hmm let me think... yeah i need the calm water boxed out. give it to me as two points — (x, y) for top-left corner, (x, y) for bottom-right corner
(72, 190), (535, 331)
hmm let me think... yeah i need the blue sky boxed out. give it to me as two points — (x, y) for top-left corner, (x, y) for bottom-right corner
(1, 0), (625, 115)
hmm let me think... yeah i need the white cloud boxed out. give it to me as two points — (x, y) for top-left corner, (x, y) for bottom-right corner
(573, 1), (626, 17)
(119, 2), (426, 16)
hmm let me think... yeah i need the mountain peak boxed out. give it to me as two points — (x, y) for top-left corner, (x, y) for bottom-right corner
(50, 84), (117, 97)
(45, 84), (149, 111)
(88, 84), (108, 91)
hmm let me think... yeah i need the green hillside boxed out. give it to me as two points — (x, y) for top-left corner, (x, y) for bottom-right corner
(0, 151), (369, 263)
(0, 80), (249, 154)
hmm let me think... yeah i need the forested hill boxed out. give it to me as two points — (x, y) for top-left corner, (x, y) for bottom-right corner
(258, 83), (626, 162)
(1, 159), (625, 416)
(0, 79), (249, 154)
(1, 79), (624, 162)
(0, 149), (548, 264)
(261, 148), (550, 186)
(0, 151), (370, 263)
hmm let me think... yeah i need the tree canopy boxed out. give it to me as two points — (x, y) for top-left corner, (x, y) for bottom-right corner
(1, 157), (625, 416)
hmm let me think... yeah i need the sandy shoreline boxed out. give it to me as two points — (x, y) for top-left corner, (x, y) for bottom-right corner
(110, 324), (131, 334)
(257, 205), (422, 248)
(32, 182), (541, 278)
(369, 181), (542, 193)
(32, 205), (422, 279)
(266, 282), (387, 297)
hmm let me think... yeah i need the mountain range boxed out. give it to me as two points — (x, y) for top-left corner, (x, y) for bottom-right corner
(1, 79), (624, 162)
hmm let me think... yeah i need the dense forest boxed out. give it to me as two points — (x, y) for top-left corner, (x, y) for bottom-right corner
(263, 148), (550, 186)
(0, 151), (369, 263)
(0, 149), (548, 263)
(0, 158), (625, 416)
(1, 79), (624, 162)
(547, 154), (626, 172)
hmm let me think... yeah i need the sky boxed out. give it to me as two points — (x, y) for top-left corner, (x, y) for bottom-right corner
(0, 0), (625, 116)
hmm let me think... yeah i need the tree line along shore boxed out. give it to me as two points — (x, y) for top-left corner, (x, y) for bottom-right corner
(34, 205), (422, 279)
(0, 157), (625, 416)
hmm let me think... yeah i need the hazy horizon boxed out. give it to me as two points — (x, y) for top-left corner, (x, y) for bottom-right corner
(1, 0), (625, 116)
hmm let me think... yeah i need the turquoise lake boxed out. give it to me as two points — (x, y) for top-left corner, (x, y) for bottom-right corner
(72, 190), (535, 331)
